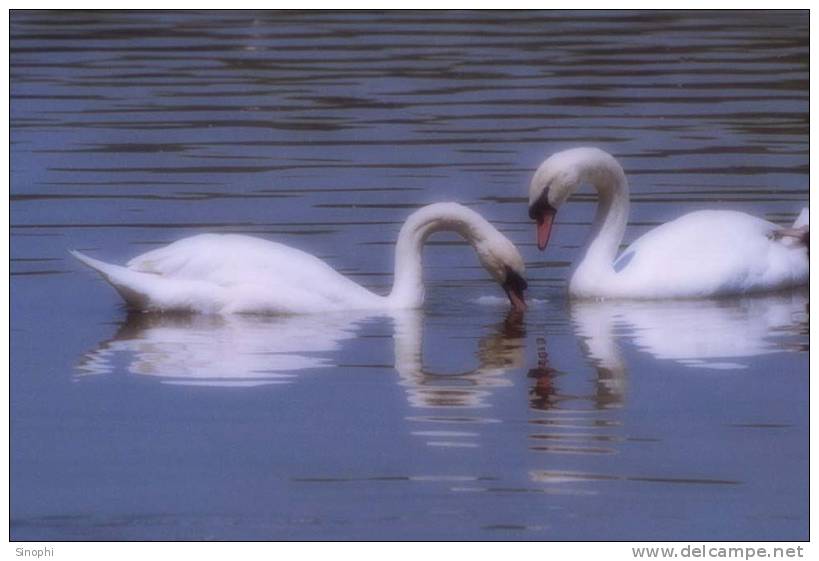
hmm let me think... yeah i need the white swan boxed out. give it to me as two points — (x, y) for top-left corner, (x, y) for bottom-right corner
(527, 147), (809, 299)
(71, 202), (528, 314)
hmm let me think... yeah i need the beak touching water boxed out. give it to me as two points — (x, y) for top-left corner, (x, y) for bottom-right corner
(506, 286), (527, 313)
(503, 268), (528, 313)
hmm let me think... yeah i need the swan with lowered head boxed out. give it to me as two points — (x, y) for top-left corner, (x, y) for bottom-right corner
(71, 202), (528, 314)
(528, 147), (809, 299)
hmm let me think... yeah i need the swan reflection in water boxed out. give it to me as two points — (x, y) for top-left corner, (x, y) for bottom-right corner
(526, 290), (808, 490)
(76, 308), (529, 451)
(532, 290), (810, 458)
(76, 312), (370, 387)
(392, 311), (526, 449)
(73, 293), (808, 491)
(393, 311), (525, 409)
(571, 289), (808, 372)
(76, 309), (527, 401)
(75, 289), (806, 391)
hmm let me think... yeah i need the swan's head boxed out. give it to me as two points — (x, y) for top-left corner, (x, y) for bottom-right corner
(528, 147), (612, 250)
(398, 202), (529, 312)
(475, 233), (528, 313)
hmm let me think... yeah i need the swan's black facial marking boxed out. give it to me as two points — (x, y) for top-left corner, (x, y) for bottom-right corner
(503, 266), (528, 293)
(503, 265), (528, 313)
(529, 188), (557, 221)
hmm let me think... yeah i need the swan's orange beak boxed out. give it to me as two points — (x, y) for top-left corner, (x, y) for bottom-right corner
(536, 209), (556, 251)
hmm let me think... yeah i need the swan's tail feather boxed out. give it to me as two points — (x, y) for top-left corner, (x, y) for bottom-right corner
(70, 250), (151, 309)
(769, 208), (809, 253)
(789, 208), (809, 253)
(71, 250), (121, 278)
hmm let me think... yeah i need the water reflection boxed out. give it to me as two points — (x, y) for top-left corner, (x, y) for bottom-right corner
(394, 311), (526, 449)
(76, 312), (369, 386)
(526, 336), (563, 410)
(526, 333), (625, 459)
(67, 292), (811, 532)
(76, 308), (529, 401)
(523, 291), (808, 469)
(571, 290), (808, 371)
(526, 334), (625, 412)
(77, 289), (808, 408)
(77, 308), (531, 455)
(393, 311), (524, 409)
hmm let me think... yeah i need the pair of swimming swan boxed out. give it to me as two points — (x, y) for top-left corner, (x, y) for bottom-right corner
(73, 147), (809, 314)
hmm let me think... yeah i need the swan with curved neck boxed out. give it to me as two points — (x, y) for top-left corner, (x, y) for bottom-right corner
(528, 147), (808, 299)
(71, 202), (528, 314)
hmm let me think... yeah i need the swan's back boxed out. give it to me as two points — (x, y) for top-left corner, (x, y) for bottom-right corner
(129, 234), (341, 283)
(95, 233), (384, 313)
(578, 210), (808, 298)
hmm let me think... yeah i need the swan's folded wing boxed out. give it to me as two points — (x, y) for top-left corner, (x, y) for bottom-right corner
(616, 211), (806, 296)
(128, 234), (333, 282)
(127, 234), (245, 277)
(126, 233), (382, 310)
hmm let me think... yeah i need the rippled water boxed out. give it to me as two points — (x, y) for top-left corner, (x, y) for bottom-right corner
(10, 10), (808, 540)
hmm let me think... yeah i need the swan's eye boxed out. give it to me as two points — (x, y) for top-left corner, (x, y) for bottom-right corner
(529, 189), (557, 221)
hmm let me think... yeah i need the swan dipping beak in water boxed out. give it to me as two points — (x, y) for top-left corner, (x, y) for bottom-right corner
(527, 147), (808, 299)
(71, 202), (528, 315)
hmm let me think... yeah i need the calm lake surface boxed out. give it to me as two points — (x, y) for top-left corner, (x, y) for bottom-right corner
(10, 10), (809, 540)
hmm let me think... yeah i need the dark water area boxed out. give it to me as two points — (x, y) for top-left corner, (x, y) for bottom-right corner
(10, 10), (809, 540)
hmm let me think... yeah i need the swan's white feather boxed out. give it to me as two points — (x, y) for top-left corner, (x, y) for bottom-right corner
(74, 235), (382, 314)
(576, 210), (808, 298)
(124, 234), (380, 313)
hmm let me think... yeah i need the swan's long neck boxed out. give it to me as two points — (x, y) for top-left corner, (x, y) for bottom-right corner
(387, 203), (491, 309)
(574, 155), (630, 279)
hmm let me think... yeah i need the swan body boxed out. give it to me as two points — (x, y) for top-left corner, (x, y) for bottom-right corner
(72, 202), (527, 314)
(528, 147), (809, 299)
